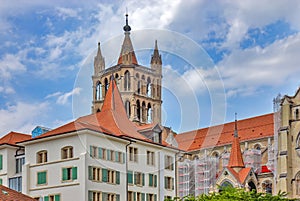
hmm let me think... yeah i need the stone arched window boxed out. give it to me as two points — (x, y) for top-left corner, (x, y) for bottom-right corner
(142, 75), (145, 95)
(147, 77), (152, 97)
(124, 70), (130, 91)
(125, 100), (131, 118)
(95, 81), (102, 100)
(296, 133), (300, 157)
(296, 108), (299, 119)
(104, 78), (109, 95)
(136, 100), (141, 121)
(296, 171), (300, 195)
(147, 103), (152, 123)
(156, 79), (160, 97)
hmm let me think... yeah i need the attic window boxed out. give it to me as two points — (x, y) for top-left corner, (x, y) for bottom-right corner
(1, 190), (8, 195)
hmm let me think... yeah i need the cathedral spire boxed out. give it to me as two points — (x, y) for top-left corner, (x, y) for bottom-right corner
(94, 42), (105, 74)
(228, 113), (245, 169)
(151, 40), (162, 65)
(117, 13), (138, 65)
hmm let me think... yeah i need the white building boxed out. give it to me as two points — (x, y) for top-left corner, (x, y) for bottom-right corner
(14, 78), (178, 201)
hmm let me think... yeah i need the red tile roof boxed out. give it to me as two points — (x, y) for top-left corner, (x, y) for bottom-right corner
(117, 33), (138, 65)
(175, 113), (274, 151)
(0, 132), (31, 146)
(228, 135), (245, 168)
(20, 79), (176, 148)
(0, 185), (36, 201)
(227, 167), (251, 184)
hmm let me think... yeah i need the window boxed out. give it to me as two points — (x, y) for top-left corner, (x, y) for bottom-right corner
(147, 151), (155, 166)
(165, 155), (174, 170)
(44, 194), (60, 201)
(62, 167), (78, 181)
(102, 192), (119, 201)
(165, 176), (174, 190)
(124, 71), (131, 91)
(16, 157), (25, 173)
(96, 81), (103, 100)
(128, 191), (133, 201)
(128, 171), (133, 184)
(99, 147), (106, 160)
(107, 150), (114, 161)
(0, 155), (2, 170)
(129, 147), (138, 162)
(115, 151), (123, 163)
(90, 146), (98, 158)
(88, 191), (101, 201)
(146, 193), (157, 201)
(9, 176), (22, 192)
(61, 146), (73, 159)
(89, 166), (102, 182)
(37, 150), (47, 164)
(148, 174), (157, 187)
(102, 168), (120, 184)
(37, 171), (47, 185)
(134, 172), (145, 186)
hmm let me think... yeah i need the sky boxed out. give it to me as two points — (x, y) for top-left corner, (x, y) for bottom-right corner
(1, 0), (300, 136)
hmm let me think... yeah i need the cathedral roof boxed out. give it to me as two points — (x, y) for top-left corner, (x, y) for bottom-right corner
(117, 14), (138, 65)
(19, 78), (176, 149)
(175, 113), (274, 151)
(226, 167), (252, 184)
(228, 116), (245, 168)
(0, 131), (31, 147)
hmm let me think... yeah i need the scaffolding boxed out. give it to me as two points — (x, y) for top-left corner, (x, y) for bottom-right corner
(221, 152), (230, 167)
(244, 149), (262, 173)
(194, 156), (218, 195)
(178, 156), (218, 197)
(178, 159), (195, 198)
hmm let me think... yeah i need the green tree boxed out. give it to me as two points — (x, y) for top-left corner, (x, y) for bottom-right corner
(166, 187), (295, 201)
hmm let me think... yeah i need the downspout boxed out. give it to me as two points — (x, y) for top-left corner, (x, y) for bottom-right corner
(125, 140), (133, 201)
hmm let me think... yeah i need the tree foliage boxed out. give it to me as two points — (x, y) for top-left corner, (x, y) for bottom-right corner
(166, 187), (296, 201)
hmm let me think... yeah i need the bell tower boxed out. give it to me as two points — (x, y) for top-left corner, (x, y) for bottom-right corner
(92, 14), (162, 125)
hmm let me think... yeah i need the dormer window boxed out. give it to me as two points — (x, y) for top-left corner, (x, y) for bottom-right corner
(37, 150), (47, 164)
(61, 146), (73, 159)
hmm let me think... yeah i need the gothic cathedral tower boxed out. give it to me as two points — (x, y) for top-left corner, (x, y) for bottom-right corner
(92, 14), (162, 125)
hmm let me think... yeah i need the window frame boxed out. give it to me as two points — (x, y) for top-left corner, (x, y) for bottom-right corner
(62, 166), (78, 182)
(37, 170), (47, 185)
(36, 150), (48, 164)
(61, 146), (73, 160)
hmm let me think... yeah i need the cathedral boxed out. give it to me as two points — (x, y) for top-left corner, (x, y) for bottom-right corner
(0, 14), (299, 200)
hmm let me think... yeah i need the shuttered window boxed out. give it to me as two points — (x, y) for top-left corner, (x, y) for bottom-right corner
(37, 171), (47, 185)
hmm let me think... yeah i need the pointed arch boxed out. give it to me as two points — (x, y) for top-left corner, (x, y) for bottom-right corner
(247, 180), (257, 192)
(136, 100), (141, 121)
(125, 100), (131, 118)
(124, 70), (131, 91)
(147, 103), (152, 123)
(262, 179), (272, 194)
(104, 78), (109, 95)
(95, 81), (102, 100)
(147, 77), (152, 97)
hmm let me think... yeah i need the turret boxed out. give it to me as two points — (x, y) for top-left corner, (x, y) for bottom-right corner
(94, 42), (105, 75)
(151, 40), (162, 74)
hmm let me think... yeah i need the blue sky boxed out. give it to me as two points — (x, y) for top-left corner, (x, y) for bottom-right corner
(1, 0), (300, 135)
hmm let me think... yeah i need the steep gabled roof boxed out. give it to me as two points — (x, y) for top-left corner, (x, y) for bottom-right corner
(175, 113), (274, 151)
(226, 167), (252, 184)
(228, 118), (245, 168)
(0, 184), (36, 201)
(0, 132), (31, 146)
(20, 78), (155, 144)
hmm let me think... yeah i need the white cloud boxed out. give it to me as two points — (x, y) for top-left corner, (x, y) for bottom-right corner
(56, 7), (80, 20)
(45, 91), (62, 99)
(0, 102), (49, 135)
(0, 54), (26, 79)
(57, 87), (81, 105)
(218, 33), (300, 96)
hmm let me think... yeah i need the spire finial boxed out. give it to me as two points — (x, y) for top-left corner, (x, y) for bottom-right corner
(234, 113), (238, 137)
(123, 11), (131, 32)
